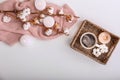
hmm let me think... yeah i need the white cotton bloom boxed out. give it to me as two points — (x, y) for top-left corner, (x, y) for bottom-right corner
(17, 13), (27, 22)
(92, 48), (102, 57)
(2, 16), (11, 23)
(92, 44), (109, 57)
(64, 28), (70, 36)
(45, 29), (53, 36)
(23, 22), (31, 30)
(17, 13), (25, 19)
(17, 8), (31, 22)
(23, 8), (31, 16)
(47, 7), (54, 15)
(99, 44), (108, 53)
(58, 8), (64, 15)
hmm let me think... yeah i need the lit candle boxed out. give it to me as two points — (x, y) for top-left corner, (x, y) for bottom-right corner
(98, 32), (111, 44)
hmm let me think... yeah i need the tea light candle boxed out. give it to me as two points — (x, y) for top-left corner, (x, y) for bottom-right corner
(43, 16), (55, 28)
(35, 0), (46, 11)
(98, 32), (111, 44)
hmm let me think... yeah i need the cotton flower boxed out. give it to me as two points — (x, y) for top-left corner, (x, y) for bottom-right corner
(17, 8), (31, 22)
(17, 13), (27, 21)
(92, 48), (102, 57)
(23, 22), (31, 30)
(45, 29), (53, 36)
(58, 8), (64, 15)
(47, 7), (54, 15)
(2, 16), (11, 23)
(92, 44), (109, 57)
(17, 13), (26, 22)
(99, 44), (108, 53)
(64, 28), (70, 36)
(23, 8), (31, 16)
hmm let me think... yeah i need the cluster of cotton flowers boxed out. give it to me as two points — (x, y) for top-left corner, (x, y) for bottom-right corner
(19, 0), (71, 37)
(17, 5), (70, 36)
(2, 15), (11, 23)
(17, 8), (31, 22)
(92, 44), (108, 57)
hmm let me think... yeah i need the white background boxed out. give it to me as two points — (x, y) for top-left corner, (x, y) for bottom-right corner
(0, 0), (120, 80)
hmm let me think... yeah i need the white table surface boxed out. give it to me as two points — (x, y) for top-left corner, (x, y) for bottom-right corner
(0, 0), (120, 80)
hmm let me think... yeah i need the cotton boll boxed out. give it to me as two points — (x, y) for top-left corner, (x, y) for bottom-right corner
(64, 28), (70, 36)
(17, 8), (31, 22)
(45, 29), (53, 36)
(2, 16), (11, 23)
(23, 8), (31, 16)
(92, 48), (101, 57)
(23, 22), (31, 30)
(58, 8), (64, 15)
(47, 7), (54, 15)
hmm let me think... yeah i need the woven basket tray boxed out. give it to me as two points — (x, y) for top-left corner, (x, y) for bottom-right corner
(71, 20), (120, 64)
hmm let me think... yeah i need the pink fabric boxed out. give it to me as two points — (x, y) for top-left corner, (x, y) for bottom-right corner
(0, 0), (78, 45)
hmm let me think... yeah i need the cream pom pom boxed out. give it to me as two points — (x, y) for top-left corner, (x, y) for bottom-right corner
(20, 35), (36, 46)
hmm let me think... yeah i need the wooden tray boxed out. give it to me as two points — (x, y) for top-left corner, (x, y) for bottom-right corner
(70, 20), (120, 64)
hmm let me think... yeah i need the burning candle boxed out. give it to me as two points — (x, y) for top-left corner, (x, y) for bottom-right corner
(98, 32), (111, 44)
